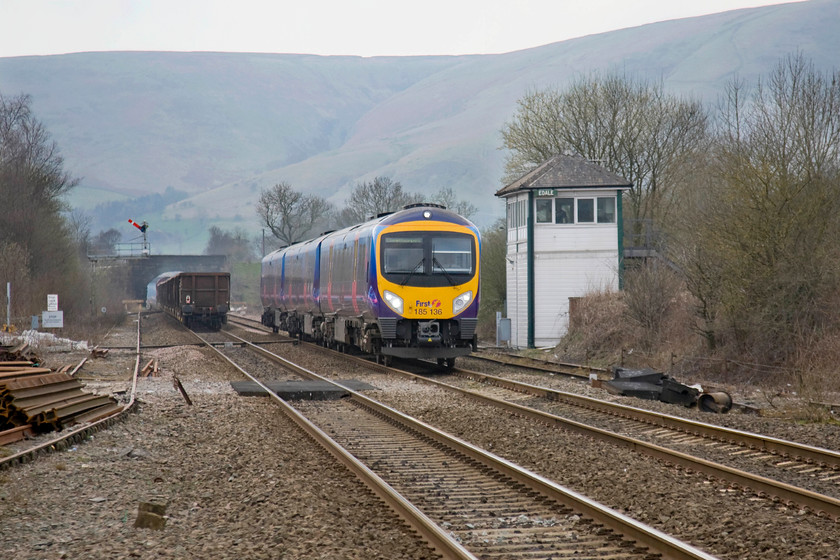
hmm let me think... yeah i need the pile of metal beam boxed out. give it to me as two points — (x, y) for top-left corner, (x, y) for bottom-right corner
(0, 361), (121, 442)
(0, 341), (39, 363)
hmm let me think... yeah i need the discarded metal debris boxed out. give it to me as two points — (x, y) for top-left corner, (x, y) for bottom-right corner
(698, 392), (733, 413)
(172, 376), (192, 405)
(603, 367), (731, 412)
(0, 342), (39, 364)
(0, 361), (121, 441)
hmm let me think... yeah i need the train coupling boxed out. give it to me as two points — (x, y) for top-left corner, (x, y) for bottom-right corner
(417, 320), (441, 346)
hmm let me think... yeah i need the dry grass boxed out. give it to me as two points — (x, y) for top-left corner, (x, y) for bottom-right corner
(551, 283), (840, 421)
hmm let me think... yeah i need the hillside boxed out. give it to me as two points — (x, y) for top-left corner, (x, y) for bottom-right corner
(0, 0), (837, 252)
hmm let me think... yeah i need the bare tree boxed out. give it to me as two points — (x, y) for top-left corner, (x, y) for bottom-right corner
(89, 229), (122, 255)
(500, 73), (709, 226)
(622, 261), (682, 350)
(0, 94), (78, 252)
(715, 54), (840, 359)
(0, 93), (86, 318)
(66, 209), (92, 257)
(0, 241), (32, 325)
(205, 226), (255, 263)
(672, 53), (840, 358)
(256, 181), (332, 246)
(431, 187), (478, 219)
(336, 176), (422, 227)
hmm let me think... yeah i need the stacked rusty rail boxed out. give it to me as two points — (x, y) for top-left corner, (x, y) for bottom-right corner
(0, 341), (39, 363)
(0, 362), (121, 441)
(1, 314), (141, 469)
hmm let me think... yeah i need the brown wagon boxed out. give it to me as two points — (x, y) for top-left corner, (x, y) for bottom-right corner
(158, 272), (230, 330)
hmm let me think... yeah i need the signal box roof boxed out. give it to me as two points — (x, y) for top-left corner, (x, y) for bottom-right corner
(495, 153), (632, 197)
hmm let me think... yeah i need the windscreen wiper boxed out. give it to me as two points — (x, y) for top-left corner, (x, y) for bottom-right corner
(433, 257), (456, 286)
(401, 258), (425, 286)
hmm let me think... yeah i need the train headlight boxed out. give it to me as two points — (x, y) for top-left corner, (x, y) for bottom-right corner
(452, 291), (473, 314)
(383, 290), (404, 314)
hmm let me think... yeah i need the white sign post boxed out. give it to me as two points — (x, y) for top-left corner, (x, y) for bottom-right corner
(47, 294), (58, 312)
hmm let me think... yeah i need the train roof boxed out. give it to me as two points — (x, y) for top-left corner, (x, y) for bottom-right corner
(261, 204), (477, 263)
(376, 205), (475, 227)
(148, 271), (181, 285)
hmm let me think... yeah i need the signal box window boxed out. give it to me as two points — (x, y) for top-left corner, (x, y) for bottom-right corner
(535, 199), (552, 223)
(577, 199), (594, 223)
(555, 198), (573, 224)
(597, 197), (616, 223)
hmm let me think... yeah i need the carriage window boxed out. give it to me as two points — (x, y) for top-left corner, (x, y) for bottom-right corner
(382, 236), (424, 273)
(577, 199), (594, 223)
(555, 198), (573, 224)
(597, 197), (616, 223)
(432, 236), (473, 274)
(535, 199), (552, 223)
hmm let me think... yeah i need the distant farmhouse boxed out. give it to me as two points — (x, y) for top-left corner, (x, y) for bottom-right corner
(496, 154), (632, 348)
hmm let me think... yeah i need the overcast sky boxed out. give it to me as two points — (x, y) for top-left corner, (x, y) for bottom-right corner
(1, 0), (805, 58)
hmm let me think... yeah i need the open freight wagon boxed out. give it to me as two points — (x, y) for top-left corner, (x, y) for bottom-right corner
(158, 272), (230, 330)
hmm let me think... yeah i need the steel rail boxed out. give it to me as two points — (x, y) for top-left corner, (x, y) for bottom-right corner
(215, 329), (719, 560)
(468, 350), (607, 379)
(398, 363), (840, 520)
(250, 338), (840, 521)
(186, 327), (479, 560)
(0, 313), (141, 470)
(224, 320), (840, 471)
(454, 367), (840, 470)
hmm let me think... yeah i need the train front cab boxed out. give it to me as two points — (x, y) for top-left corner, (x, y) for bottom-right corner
(373, 216), (480, 367)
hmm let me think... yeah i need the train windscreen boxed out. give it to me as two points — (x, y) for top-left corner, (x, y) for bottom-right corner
(381, 232), (475, 287)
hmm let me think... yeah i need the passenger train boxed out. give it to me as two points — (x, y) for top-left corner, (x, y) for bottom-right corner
(261, 204), (480, 367)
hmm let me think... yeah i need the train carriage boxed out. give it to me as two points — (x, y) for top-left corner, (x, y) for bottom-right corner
(156, 271), (231, 330)
(145, 271), (179, 310)
(261, 204), (480, 367)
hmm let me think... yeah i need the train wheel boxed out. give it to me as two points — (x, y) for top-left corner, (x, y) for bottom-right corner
(383, 355), (392, 367)
(446, 357), (456, 370)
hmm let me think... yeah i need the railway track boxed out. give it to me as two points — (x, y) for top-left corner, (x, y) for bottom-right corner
(5, 313), (835, 557)
(468, 349), (606, 380)
(225, 316), (840, 520)
(443, 368), (840, 499)
(196, 321), (719, 559)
